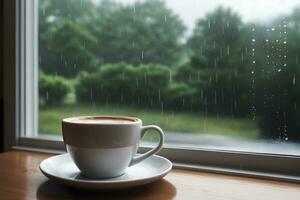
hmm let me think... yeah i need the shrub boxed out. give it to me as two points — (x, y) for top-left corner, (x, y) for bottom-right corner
(164, 83), (197, 111)
(39, 74), (72, 106)
(76, 63), (170, 106)
(76, 63), (137, 104)
(135, 64), (170, 106)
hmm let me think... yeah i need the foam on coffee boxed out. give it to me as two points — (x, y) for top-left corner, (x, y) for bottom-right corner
(65, 116), (138, 124)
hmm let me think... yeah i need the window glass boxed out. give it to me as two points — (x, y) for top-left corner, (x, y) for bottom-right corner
(38, 0), (300, 155)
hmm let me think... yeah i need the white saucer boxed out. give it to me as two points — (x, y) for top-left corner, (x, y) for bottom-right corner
(39, 153), (172, 190)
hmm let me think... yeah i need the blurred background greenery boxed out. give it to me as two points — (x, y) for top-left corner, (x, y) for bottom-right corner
(38, 0), (300, 141)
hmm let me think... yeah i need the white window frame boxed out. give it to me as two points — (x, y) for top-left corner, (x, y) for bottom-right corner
(3, 0), (300, 183)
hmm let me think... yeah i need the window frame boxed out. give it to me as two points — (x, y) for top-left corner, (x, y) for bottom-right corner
(3, 0), (300, 183)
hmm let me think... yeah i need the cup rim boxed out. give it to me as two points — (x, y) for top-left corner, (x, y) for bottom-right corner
(62, 115), (142, 125)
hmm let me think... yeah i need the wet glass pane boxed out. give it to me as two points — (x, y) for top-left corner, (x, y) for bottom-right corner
(38, 0), (300, 155)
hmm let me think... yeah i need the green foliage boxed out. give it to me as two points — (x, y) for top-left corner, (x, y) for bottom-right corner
(39, 0), (185, 78)
(164, 83), (196, 111)
(253, 9), (300, 140)
(40, 20), (98, 77)
(38, 0), (300, 141)
(76, 63), (170, 107)
(187, 6), (245, 68)
(185, 7), (251, 116)
(39, 74), (72, 106)
(95, 0), (185, 65)
(135, 64), (170, 106)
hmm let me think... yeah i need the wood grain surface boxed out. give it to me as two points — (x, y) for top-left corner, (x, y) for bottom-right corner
(0, 151), (299, 200)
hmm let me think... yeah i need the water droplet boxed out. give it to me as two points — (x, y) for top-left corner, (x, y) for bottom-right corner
(293, 74), (296, 85)
(283, 41), (287, 44)
(276, 40), (279, 43)
(158, 89), (161, 102)
(252, 39), (256, 42)
(266, 39), (269, 42)
(277, 69), (282, 72)
(252, 28), (255, 31)
(251, 71), (255, 74)
(252, 60), (256, 64)
(285, 137), (289, 141)
(283, 63), (287, 67)
(271, 28), (275, 31)
(266, 28), (270, 32)
(241, 52), (244, 62)
(267, 55), (270, 58)
(252, 48), (255, 52)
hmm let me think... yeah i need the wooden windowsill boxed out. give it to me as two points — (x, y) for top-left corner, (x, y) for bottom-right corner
(0, 151), (299, 200)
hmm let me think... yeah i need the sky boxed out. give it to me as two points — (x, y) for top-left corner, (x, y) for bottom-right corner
(111, 0), (300, 34)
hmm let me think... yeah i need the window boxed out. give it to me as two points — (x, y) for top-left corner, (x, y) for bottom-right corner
(4, 0), (300, 181)
(36, 0), (300, 155)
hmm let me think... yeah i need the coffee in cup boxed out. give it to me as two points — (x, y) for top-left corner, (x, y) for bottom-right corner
(62, 115), (164, 179)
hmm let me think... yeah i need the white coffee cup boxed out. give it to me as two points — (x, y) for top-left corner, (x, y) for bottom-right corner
(62, 115), (164, 179)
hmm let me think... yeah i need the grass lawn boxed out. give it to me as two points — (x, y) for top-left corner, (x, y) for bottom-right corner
(39, 104), (260, 139)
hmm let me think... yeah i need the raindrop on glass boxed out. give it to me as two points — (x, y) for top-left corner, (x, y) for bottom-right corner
(169, 70), (172, 82)
(293, 74), (296, 85)
(158, 89), (161, 102)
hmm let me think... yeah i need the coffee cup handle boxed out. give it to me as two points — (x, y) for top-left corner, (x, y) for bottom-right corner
(129, 125), (164, 166)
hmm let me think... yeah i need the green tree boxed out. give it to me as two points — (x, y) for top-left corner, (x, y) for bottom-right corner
(39, 74), (72, 106)
(185, 7), (250, 116)
(96, 0), (185, 65)
(39, 0), (102, 78)
(255, 8), (300, 140)
(76, 63), (170, 107)
(40, 20), (98, 77)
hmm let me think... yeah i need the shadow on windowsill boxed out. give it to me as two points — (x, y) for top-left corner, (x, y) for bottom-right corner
(36, 179), (176, 200)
